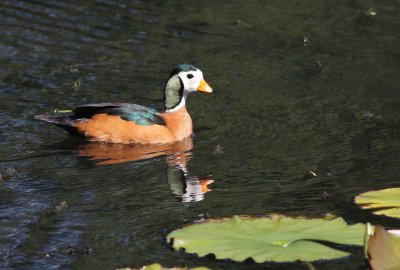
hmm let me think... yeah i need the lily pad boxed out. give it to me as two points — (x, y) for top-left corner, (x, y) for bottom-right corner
(368, 225), (400, 270)
(117, 263), (210, 270)
(355, 188), (400, 218)
(167, 215), (365, 263)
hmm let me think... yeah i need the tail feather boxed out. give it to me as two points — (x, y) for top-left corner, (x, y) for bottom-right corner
(35, 114), (72, 124)
(35, 114), (83, 137)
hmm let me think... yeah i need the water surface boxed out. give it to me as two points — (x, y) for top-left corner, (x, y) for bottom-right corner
(1, 0), (400, 269)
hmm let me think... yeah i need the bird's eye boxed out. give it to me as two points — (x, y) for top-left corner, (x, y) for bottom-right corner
(187, 73), (194, 79)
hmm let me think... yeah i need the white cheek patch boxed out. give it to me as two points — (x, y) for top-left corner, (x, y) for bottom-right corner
(179, 70), (203, 92)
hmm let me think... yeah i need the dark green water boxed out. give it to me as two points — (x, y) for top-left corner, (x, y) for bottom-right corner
(1, 0), (400, 269)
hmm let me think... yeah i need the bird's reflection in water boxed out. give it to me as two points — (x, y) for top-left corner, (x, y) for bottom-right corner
(77, 137), (214, 202)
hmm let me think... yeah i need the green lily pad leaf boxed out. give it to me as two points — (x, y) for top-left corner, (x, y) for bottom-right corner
(368, 226), (400, 270)
(167, 215), (365, 263)
(116, 263), (210, 270)
(355, 188), (400, 218)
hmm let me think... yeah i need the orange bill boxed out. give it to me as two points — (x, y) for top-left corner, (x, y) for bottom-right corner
(197, 79), (213, 93)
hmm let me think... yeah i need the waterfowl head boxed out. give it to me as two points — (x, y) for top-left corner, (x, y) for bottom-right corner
(164, 64), (213, 112)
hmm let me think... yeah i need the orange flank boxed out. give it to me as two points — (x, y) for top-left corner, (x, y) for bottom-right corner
(160, 106), (193, 142)
(75, 107), (192, 144)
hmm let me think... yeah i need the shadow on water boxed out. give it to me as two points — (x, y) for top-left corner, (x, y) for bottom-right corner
(76, 137), (214, 203)
(19, 136), (215, 204)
